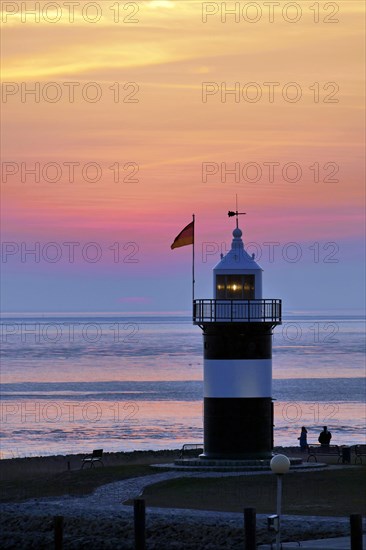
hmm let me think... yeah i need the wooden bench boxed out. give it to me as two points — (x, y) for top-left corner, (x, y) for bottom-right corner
(354, 444), (366, 464)
(81, 449), (104, 468)
(179, 443), (203, 459)
(307, 444), (342, 463)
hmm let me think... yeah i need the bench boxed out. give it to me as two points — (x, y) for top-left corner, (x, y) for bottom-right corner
(179, 443), (203, 459)
(81, 449), (104, 468)
(354, 444), (366, 464)
(307, 444), (342, 463)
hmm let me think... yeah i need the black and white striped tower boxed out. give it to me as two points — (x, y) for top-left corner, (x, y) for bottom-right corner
(193, 215), (281, 459)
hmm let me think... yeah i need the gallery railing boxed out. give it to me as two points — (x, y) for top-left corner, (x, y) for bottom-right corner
(193, 299), (282, 324)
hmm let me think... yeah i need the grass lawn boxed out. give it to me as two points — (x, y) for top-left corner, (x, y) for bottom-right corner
(0, 450), (180, 502)
(138, 467), (366, 517)
(0, 463), (168, 503)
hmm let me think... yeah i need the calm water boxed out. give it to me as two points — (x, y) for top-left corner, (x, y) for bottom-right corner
(0, 313), (365, 458)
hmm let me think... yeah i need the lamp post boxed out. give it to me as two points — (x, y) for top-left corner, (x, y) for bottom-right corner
(270, 454), (290, 550)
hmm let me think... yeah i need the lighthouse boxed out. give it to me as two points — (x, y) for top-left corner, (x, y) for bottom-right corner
(193, 213), (281, 459)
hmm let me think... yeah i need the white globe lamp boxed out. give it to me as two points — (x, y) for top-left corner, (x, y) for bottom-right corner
(270, 454), (290, 550)
(270, 454), (291, 475)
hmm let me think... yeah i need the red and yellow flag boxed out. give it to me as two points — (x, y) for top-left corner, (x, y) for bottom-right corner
(171, 221), (194, 249)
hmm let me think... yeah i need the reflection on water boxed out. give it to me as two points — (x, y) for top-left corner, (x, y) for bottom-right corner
(0, 314), (365, 458)
(1, 398), (364, 459)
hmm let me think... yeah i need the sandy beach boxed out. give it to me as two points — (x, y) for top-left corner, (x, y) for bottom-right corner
(1, 447), (365, 549)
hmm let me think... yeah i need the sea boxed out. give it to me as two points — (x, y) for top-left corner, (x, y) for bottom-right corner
(0, 312), (365, 459)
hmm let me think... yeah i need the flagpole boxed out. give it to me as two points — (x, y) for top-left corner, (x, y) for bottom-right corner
(192, 214), (195, 316)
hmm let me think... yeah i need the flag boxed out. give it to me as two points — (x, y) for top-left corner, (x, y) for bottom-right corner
(171, 220), (194, 249)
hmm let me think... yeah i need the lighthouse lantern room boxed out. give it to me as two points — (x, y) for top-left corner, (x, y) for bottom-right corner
(193, 214), (281, 459)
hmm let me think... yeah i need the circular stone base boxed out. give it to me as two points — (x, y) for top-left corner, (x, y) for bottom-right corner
(151, 457), (326, 472)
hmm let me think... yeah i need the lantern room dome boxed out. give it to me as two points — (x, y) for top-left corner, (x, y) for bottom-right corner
(213, 225), (263, 300)
(213, 226), (262, 272)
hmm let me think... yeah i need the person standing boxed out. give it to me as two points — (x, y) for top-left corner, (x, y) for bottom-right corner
(298, 426), (308, 450)
(318, 426), (332, 447)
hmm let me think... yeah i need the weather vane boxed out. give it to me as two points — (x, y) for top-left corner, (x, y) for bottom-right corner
(228, 195), (246, 228)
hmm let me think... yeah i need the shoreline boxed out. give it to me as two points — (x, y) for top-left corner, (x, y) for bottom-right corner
(0, 446), (312, 472)
(0, 443), (359, 462)
(0, 444), (359, 478)
(0, 448), (181, 469)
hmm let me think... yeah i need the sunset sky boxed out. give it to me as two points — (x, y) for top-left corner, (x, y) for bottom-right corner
(1, 0), (365, 313)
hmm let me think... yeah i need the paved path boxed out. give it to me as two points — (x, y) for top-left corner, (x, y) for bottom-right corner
(1, 467), (364, 548)
(1, 470), (276, 517)
(1, 469), (355, 530)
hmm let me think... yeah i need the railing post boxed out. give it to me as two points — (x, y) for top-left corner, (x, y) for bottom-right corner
(350, 514), (363, 550)
(134, 498), (146, 550)
(244, 507), (256, 549)
(54, 516), (63, 550)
